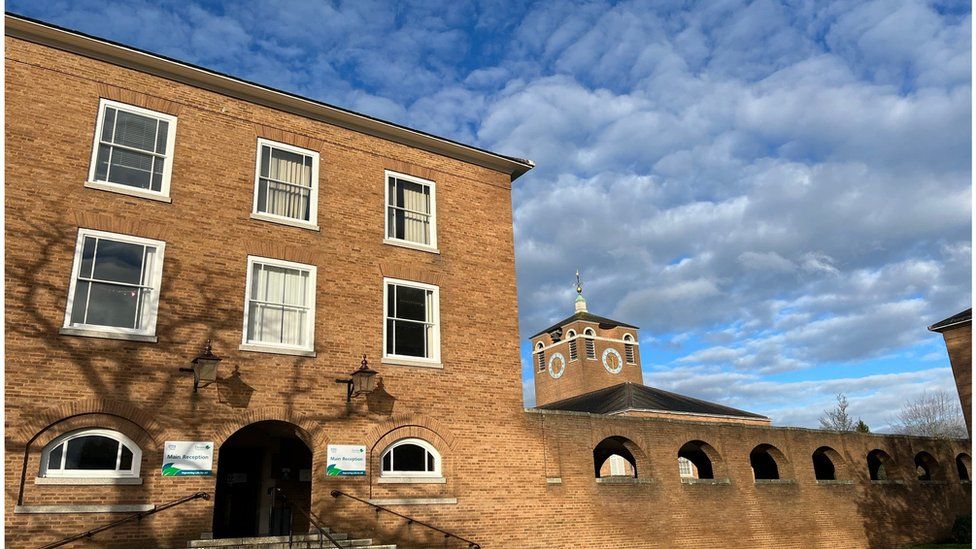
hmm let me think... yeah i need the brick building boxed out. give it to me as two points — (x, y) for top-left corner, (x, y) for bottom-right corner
(4, 14), (971, 548)
(929, 309), (972, 436)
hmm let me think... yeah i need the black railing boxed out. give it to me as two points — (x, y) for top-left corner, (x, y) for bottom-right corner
(330, 490), (481, 549)
(38, 492), (210, 549)
(270, 488), (344, 549)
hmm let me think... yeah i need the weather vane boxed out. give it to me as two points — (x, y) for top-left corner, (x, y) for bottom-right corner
(576, 269), (583, 295)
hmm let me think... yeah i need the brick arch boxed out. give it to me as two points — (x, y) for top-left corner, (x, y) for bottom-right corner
(365, 413), (458, 452)
(15, 398), (165, 447)
(213, 406), (324, 450)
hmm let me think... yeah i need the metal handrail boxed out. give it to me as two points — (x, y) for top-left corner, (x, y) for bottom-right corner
(270, 488), (344, 549)
(38, 491), (210, 549)
(330, 489), (481, 549)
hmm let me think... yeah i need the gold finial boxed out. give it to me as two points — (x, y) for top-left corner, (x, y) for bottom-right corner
(576, 269), (583, 295)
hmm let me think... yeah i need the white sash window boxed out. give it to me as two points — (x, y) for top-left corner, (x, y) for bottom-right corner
(383, 278), (440, 364)
(385, 171), (437, 251)
(242, 257), (316, 352)
(252, 139), (320, 230)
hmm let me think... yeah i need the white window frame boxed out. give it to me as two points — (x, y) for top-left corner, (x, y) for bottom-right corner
(383, 170), (438, 253)
(40, 429), (142, 479)
(584, 328), (596, 360)
(86, 99), (178, 203)
(250, 138), (320, 231)
(61, 228), (166, 342)
(623, 333), (636, 364)
(567, 330), (578, 361)
(240, 256), (317, 356)
(382, 278), (441, 367)
(380, 438), (441, 478)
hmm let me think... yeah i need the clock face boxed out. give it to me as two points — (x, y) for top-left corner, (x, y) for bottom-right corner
(602, 348), (623, 374)
(548, 352), (566, 379)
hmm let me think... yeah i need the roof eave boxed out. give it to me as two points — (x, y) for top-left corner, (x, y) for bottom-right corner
(4, 13), (534, 182)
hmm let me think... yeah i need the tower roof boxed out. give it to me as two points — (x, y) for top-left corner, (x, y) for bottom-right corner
(529, 311), (638, 339)
(536, 381), (766, 419)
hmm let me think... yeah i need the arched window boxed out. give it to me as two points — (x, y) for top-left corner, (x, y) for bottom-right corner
(750, 444), (784, 480)
(623, 334), (636, 364)
(914, 451), (940, 481)
(567, 330), (578, 361)
(867, 449), (892, 481)
(535, 342), (545, 371)
(40, 429), (141, 478)
(812, 446), (840, 481)
(381, 438), (441, 477)
(583, 328), (596, 360)
(956, 453), (971, 481)
(678, 440), (717, 480)
(593, 436), (642, 478)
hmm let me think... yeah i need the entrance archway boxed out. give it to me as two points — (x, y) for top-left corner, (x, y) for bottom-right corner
(213, 420), (312, 538)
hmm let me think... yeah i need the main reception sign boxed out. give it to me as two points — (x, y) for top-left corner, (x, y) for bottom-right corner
(327, 444), (367, 476)
(162, 441), (214, 476)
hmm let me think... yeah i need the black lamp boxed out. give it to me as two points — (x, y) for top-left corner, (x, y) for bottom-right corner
(180, 340), (222, 393)
(336, 355), (379, 402)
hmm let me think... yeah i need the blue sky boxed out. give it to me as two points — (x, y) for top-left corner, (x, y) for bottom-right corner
(11, 0), (970, 430)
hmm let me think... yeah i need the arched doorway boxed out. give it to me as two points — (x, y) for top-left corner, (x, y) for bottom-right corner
(213, 420), (312, 538)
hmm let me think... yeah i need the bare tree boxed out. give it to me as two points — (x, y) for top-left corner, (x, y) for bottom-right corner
(819, 393), (858, 431)
(892, 390), (967, 439)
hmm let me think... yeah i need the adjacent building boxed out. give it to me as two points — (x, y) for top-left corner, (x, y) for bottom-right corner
(5, 13), (971, 549)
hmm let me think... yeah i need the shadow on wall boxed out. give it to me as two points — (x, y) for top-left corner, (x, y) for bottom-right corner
(854, 439), (970, 546)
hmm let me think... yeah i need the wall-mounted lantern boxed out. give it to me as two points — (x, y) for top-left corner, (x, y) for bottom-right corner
(335, 355), (379, 402)
(180, 340), (222, 393)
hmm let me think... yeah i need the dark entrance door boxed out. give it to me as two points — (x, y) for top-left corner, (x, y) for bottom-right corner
(212, 421), (312, 539)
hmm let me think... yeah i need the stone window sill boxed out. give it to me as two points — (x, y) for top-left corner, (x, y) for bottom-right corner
(60, 326), (157, 343)
(239, 343), (316, 358)
(870, 480), (905, 485)
(36, 477), (142, 485)
(754, 479), (796, 485)
(382, 357), (443, 369)
(378, 476), (446, 484)
(815, 480), (854, 485)
(383, 238), (439, 255)
(250, 212), (320, 232)
(85, 180), (172, 203)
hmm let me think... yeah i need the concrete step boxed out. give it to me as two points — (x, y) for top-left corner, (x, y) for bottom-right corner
(188, 534), (387, 548)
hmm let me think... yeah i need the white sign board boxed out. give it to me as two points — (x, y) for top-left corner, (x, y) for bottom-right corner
(162, 441), (214, 476)
(327, 444), (366, 476)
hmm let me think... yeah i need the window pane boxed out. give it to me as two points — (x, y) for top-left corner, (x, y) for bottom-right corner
(427, 452), (434, 472)
(65, 436), (119, 470)
(119, 445), (133, 470)
(151, 157), (164, 192)
(386, 318), (395, 355)
(94, 145), (111, 181)
(267, 147), (310, 186)
(47, 444), (64, 470)
(155, 121), (168, 154)
(79, 237), (97, 278)
(393, 320), (425, 357)
(85, 282), (140, 328)
(387, 178), (396, 207)
(395, 286), (427, 321)
(91, 240), (144, 284)
(70, 280), (91, 325)
(107, 147), (154, 189)
(393, 444), (426, 472)
(382, 451), (392, 471)
(259, 179), (310, 220)
(101, 108), (116, 142)
(113, 110), (157, 151)
(248, 302), (283, 343)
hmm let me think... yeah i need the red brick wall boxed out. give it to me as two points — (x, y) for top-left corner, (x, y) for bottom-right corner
(5, 35), (971, 549)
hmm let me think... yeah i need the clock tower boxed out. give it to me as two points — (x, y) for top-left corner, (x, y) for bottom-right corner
(530, 273), (643, 407)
